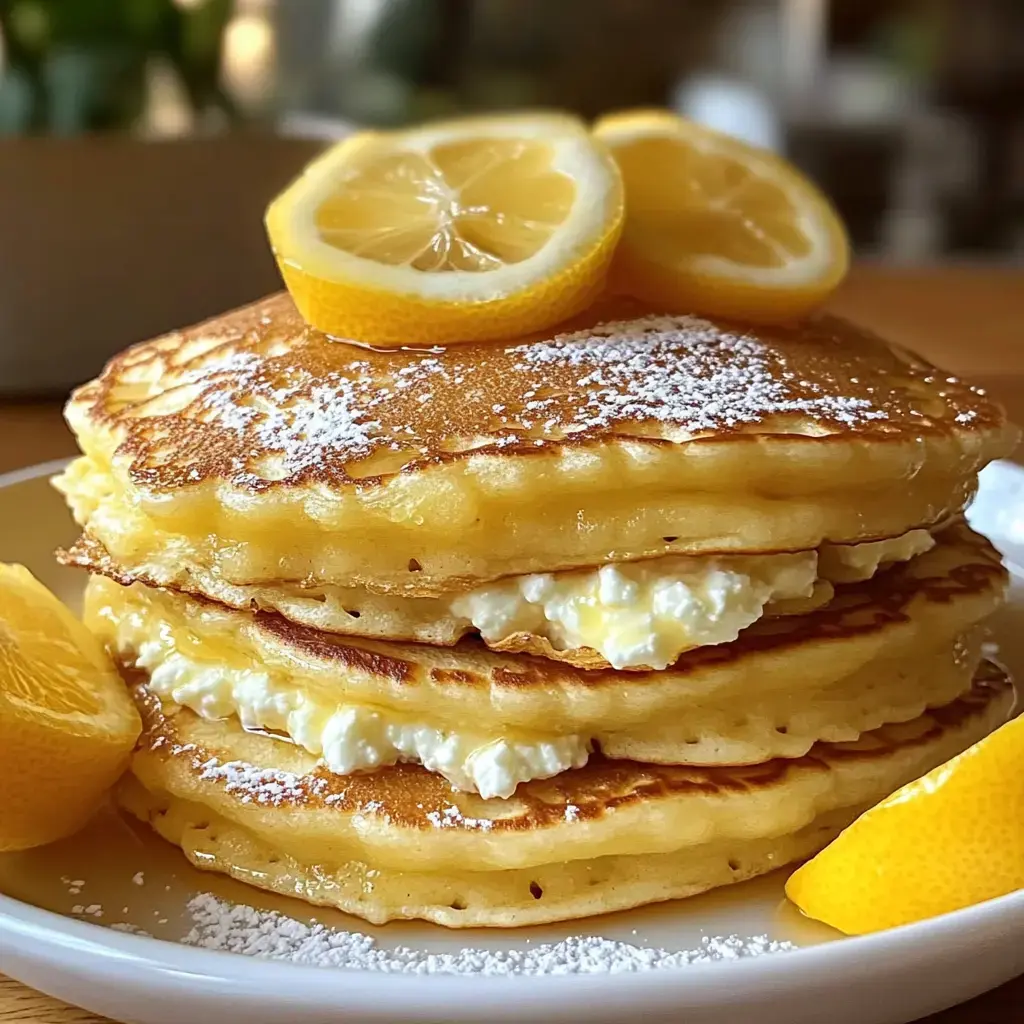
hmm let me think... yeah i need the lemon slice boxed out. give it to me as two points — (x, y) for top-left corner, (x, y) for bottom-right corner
(786, 712), (1024, 934)
(266, 113), (624, 346)
(0, 565), (140, 851)
(594, 109), (849, 323)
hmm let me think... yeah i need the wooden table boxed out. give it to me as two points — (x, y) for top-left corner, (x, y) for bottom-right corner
(1, 266), (1023, 1023)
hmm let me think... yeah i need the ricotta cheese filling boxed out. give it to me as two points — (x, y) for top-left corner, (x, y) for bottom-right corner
(451, 530), (935, 670)
(99, 528), (935, 798)
(122, 630), (588, 801)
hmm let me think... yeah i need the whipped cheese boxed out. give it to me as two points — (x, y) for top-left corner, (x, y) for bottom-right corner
(451, 553), (819, 670)
(99, 528), (939, 792)
(451, 532), (937, 670)
(126, 637), (588, 801)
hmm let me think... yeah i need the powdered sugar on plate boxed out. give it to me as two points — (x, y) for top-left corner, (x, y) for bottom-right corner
(183, 894), (795, 976)
(109, 922), (154, 937)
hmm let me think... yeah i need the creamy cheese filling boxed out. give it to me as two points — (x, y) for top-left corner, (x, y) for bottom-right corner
(451, 530), (935, 670)
(127, 634), (589, 801)
(98, 530), (936, 796)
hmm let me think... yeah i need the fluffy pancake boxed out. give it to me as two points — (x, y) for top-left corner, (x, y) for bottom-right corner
(84, 523), (1006, 755)
(72, 521), (996, 672)
(596, 635), (981, 764)
(119, 776), (860, 928)
(56, 294), (1016, 600)
(90, 600), (987, 796)
(94, 591), (989, 795)
(65, 530), (928, 668)
(65, 528), (920, 668)
(119, 662), (1014, 926)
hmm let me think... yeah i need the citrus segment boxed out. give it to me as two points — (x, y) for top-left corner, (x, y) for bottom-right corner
(0, 564), (140, 851)
(594, 109), (849, 322)
(266, 114), (624, 346)
(786, 712), (1024, 934)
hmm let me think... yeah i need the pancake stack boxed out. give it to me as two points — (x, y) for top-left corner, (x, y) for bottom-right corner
(57, 294), (1018, 927)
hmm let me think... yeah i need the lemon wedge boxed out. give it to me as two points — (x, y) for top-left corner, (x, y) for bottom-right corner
(0, 564), (140, 851)
(266, 113), (624, 346)
(786, 713), (1024, 934)
(594, 109), (849, 323)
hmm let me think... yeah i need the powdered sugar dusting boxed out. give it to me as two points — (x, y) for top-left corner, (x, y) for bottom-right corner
(510, 316), (888, 433)
(93, 295), (993, 493)
(153, 733), (497, 830)
(199, 371), (384, 479)
(183, 894), (796, 975)
(425, 804), (495, 832)
(185, 314), (891, 473)
(109, 922), (154, 936)
(197, 758), (329, 807)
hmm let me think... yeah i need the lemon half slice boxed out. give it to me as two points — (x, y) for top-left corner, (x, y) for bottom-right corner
(595, 109), (849, 323)
(786, 712), (1024, 934)
(266, 113), (624, 346)
(0, 565), (140, 851)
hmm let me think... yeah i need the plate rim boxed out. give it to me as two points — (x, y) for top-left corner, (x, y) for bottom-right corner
(1, 457), (1022, 1009)
(2, 887), (1022, 1001)
(0, 456), (72, 488)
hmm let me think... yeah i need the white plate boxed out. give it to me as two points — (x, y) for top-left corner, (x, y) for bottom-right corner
(0, 459), (1021, 1024)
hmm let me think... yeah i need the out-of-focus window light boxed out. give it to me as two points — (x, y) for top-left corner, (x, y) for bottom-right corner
(780, 0), (826, 113)
(223, 2), (276, 110)
(329, 0), (388, 63)
(674, 75), (781, 151)
(141, 59), (194, 137)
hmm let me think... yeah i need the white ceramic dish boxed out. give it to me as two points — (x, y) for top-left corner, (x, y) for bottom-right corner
(0, 458), (1021, 1024)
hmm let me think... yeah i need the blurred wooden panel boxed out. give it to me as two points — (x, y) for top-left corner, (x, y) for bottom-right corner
(830, 264), (1024, 374)
(0, 136), (324, 397)
(0, 404), (72, 473)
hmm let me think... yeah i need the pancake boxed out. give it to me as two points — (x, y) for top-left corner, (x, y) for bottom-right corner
(55, 286), (1016, 928)
(118, 662), (1014, 926)
(596, 634), (982, 764)
(70, 520), (996, 672)
(61, 526), (939, 668)
(118, 776), (861, 928)
(55, 293), (1016, 602)
(64, 529), (851, 665)
(84, 524), (1006, 781)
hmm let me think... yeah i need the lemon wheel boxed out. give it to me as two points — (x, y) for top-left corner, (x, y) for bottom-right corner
(266, 113), (624, 346)
(595, 109), (849, 323)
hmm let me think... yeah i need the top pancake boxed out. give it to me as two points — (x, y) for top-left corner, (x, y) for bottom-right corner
(58, 293), (1017, 592)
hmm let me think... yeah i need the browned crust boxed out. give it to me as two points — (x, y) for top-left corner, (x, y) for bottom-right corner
(65, 292), (1012, 494)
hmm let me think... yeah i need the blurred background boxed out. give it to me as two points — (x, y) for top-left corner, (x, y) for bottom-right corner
(1, 0), (1022, 391)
